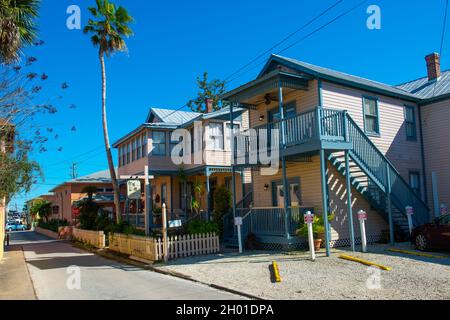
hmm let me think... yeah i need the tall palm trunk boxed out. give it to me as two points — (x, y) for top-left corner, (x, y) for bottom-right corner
(99, 52), (122, 223)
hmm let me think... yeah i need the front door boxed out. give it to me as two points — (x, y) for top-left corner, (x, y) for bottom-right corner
(272, 178), (301, 207)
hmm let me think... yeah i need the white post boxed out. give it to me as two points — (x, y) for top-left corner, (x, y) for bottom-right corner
(304, 211), (315, 261)
(357, 210), (367, 253)
(162, 203), (168, 262)
(234, 216), (243, 254)
(406, 206), (414, 235)
(144, 165), (149, 236)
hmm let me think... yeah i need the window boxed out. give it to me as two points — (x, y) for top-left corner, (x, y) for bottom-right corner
(126, 143), (131, 164)
(170, 133), (182, 157)
(122, 146), (126, 167)
(131, 138), (136, 161)
(225, 122), (241, 150)
(142, 133), (147, 157)
(152, 131), (166, 156)
(207, 122), (224, 150)
(271, 178), (301, 207)
(225, 176), (232, 190)
(118, 147), (122, 167)
(363, 97), (379, 135)
(268, 102), (297, 122)
(404, 106), (417, 141)
(161, 183), (167, 205)
(409, 171), (421, 196)
(136, 136), (142, 159)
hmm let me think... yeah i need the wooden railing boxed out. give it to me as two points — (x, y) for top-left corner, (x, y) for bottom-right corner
(72, 227), (106, 249)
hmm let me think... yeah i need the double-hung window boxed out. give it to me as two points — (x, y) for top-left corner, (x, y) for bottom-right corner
(404, 105), (417, 141)
(118, 147), (122, 167)
(142, 133), (147, 157)
(225, 122), (240, 150)
(409, 171), (421, 196)
(152, 131), (166, 156)
(136, 136), (142, 159)
(363, 97), (380, 135)
(208, 123), (224, 150)
(131, 138), (136, 161)
(126, 143), (131, 164)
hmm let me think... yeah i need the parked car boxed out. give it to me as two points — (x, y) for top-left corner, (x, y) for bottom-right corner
(411, 214), (450, 251)
(5, 222), (27, 232)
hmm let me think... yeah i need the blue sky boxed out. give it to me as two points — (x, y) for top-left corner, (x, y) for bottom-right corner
(11, 0), (449, 210)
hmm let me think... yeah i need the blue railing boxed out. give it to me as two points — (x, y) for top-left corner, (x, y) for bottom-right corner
(346, 115), (430, 225)
(234, 107), (346, 164)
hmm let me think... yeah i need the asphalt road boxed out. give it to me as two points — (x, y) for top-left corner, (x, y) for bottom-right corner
(10, 231), (244, 300)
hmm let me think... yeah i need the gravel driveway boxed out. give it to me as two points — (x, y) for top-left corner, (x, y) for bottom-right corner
(154, 243), (450, 300)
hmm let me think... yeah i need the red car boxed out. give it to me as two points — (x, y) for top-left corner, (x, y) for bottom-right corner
(411, 214), (450, 251)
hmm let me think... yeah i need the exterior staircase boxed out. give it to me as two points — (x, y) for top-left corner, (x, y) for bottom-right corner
(328, 114), (430, 238)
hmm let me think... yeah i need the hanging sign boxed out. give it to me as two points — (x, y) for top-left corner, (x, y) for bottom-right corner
(127, 180), (141, 199)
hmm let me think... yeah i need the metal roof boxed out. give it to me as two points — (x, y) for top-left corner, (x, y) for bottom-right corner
(262, 54), (419, 101)
(150, 108), (201, 124)
(50, 169), (115, 192)
(395, 69), (450, 100)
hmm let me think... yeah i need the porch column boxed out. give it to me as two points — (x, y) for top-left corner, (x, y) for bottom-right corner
(206, 168), (211, 220)
(345, 151), (355, 251)
(241, 169), (245, 208)
(278, 80), (290, 239)
(386, 163), (394, 246)
(319, 149), (331, 257)
(230, 103), (237, 219)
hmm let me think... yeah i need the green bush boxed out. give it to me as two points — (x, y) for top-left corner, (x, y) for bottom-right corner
(38, 219), (68, 232)
(186, 220), (219, 235)
(106, 221), (145, 237)
(212, 185), (231, 223)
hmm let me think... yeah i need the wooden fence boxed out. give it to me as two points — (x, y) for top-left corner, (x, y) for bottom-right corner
(72, 228), (105, 249)
(108, 232), (220, 262)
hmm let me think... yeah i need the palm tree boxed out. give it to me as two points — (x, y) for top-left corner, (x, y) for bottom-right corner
(84, 0), (133, 223)
(0, 0), (40, 64)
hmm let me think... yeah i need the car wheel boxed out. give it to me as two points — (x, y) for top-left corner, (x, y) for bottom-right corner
(415, 233), (428, 251)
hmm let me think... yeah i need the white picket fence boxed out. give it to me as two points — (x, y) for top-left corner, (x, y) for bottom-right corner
(108, 232), (219, 262)
(156, 233), (220, 260)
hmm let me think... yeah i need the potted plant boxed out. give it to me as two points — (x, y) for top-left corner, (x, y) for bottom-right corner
(296, 213), (334, 250)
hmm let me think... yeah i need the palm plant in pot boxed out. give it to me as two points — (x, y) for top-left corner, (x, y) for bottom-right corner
(296, 213), (334, 250)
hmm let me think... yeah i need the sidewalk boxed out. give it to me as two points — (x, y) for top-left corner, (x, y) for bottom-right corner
(0, 245), (36, 300)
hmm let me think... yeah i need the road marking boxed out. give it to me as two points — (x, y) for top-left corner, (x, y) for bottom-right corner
(339, 254), (392, 271)
(386, 248), (448, 259)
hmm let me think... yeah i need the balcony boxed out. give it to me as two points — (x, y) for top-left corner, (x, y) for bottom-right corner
(233, 107), (352, 167)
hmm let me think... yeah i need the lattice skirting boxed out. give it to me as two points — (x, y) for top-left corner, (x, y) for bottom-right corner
(257, 234), (382, 251)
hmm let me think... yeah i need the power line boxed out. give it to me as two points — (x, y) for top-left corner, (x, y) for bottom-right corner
(440, 0), (449, 56)
(223, 0), (344, 82)
(226, 0), (370, 84)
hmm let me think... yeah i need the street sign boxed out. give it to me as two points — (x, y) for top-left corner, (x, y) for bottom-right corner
(357, 210), (367, 221)
(234, 217), (243, 226)
(168, 220), (182, 228)
(406, 206), (414, 216)
(304, 212), (314, 224)
(127, 180), (141, 199)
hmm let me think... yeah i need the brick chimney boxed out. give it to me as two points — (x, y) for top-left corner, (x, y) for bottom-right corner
(205, 98), (214, 113)
(425, 53), (441, 81)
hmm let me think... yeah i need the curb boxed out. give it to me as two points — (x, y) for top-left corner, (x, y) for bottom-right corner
(73, 241), (261, 300)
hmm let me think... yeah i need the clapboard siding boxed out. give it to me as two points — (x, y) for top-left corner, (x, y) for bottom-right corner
(251, 156), (387, 240)
(248, 79), (319, 128)
(421, 99), (450, 213)
(321, 81), (424, 196)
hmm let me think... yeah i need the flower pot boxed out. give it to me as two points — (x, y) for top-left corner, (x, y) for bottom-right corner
(314, 239), (322, 251)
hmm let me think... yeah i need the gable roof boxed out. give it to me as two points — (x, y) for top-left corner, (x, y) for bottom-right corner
(147, 108), (201, 124)
(395, 69), (450, 100)
(258, 54), (419, 102)
(50, 169), (115, 192)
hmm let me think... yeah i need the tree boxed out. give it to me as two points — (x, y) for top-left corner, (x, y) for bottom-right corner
(29, 199), (51, 222)
(0, 0), (40, 64)
(84, 0), (134, 223)
(187, 72), (226, 113)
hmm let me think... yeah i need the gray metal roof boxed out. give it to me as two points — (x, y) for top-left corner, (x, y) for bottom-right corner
(151, 108), (201, 124)
(265, 55), (419, 101)
(395, 69), (450, 100)
(69, 169), (115, 184)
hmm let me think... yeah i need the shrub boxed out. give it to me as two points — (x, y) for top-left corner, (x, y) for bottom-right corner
(38, 219), (68, 232)
(186, 220), (219, 235)
(212, 185), (231, 223)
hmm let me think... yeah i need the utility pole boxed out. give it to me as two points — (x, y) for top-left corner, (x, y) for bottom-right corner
(70, 162), (78, 179)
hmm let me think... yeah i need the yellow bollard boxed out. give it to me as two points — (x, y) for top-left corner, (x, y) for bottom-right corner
(339, 254), (392, 271)
(272, 261), (281, 282)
